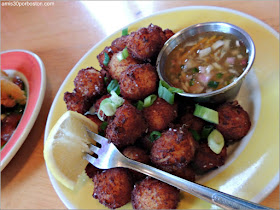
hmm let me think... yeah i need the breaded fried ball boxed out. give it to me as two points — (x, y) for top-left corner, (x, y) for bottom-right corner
(119, 63), (158, 100)
(123, 146), (150, 181)
(85, 114), (104, 134)
(74, 67), (105, 98)
(63, 91), (91, 114)
(85, 163), (102, 179)
(150, 128), (197, 169)
(131, 177), (180, 209)
(97, 46), (118, 70)
(143, 97), (177, 131)
(180, 106), (205, 133)
(111, 35), (129, 51)
(93, 168), (133, 209)
(108, 53), (140, 81)
(106, 103), (147, 148)
(216, 100), (251, 143)
(192, 143), (227, 174)
(126, 24), (170, 61)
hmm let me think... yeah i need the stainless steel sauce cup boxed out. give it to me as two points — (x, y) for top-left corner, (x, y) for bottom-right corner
(156, 22), (256, 104)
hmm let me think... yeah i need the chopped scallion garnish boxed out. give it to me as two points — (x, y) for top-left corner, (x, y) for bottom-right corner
(208, 129), (224, 154)
(143, 94), (157, 108)
(136, 100), (144, 110)
(207, 81), (219, 88)
(158, 80), (183, 105)
(201, 125), (214, 139)
(122, 28), (128, 36)
(192, 67), (199, 73)
(216, 73), (223, 79)
(103, 52), (110, 66)
(149, 131), (162, 142)
(189, 129), (200, 141)
(107, 79), (120, 95)
(194, 104), (219, 124)
(100, 121), (108, 131)
(117, 47), (129, 61)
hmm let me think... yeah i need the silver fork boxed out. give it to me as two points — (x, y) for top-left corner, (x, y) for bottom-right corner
(84, 128), (272, 210)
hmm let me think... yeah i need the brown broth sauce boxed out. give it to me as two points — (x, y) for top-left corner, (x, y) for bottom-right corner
(165, 32), (249, 94)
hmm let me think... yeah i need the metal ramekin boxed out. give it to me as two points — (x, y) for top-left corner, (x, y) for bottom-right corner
(156, 22), (256, 104)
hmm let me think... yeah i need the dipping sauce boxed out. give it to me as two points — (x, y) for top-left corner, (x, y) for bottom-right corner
(164, 32), (249, 94)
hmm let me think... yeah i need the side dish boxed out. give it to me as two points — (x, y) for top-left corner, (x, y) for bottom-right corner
(1, 70), (27, 148)
(62, 24), (251, 209)
(165, 32), (249, 94)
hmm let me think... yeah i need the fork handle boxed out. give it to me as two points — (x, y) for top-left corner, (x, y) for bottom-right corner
(121, 158), (272, 210)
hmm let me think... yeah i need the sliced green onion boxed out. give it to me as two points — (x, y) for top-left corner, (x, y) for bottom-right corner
(208, 129), (224, 154)
(158, 80), (183, 105)
(98, 91), (124, 120)
(110, 91), (124, 107)
(107, 79), (120, 95)
(192, 67), (199, 73)
(194, 104), (219, 124)
(189, 78), (195, 86)
(103, 52), (110, 66)
(99, 98), (117, 116)
(201, 125), (214, 139)
(117, 47), (129, 61)
(122, 47), (129, 59)
(122, 28), (128, 36)
(216, 73), (223, 79)
(208, 81), (219, 88)
(100, 121), (108, 131)
(189, 129), (200, 141)
(136, 100), (144, 110)
(143, 94), (157, 108)
(149, 131), (162, 142)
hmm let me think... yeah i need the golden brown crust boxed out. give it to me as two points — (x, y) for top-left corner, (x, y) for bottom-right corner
(131, 177), (180, 209)
(150, 128), (197, 169)
(192, 143), (227, 174)
(74, 67), (105, 98)
(119, 63), (158, 100)
(143, 97), (177, 131)
(93, 168), (133, 209)
(108, 53), (140, 81)
(106, 103), (147, 148)
(126, 24), (170, 61)
(97, 46), (119, 71)
(63, 91), (91, 114)
(111, 35), (129, 51)
(216, 100), (251, 143)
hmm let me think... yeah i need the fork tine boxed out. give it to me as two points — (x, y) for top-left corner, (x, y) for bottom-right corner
(85, 127), (108, 144)
(88, 143), (99, 154)
(83, 153), (96, 165)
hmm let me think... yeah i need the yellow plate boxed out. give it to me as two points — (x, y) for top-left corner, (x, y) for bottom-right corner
(44, 6), (279, 209)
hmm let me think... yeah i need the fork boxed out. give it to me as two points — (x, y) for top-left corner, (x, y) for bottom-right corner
(84, 128), (272, 210)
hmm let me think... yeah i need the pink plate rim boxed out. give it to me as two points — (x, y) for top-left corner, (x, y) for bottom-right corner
(1, 49), (46, 171)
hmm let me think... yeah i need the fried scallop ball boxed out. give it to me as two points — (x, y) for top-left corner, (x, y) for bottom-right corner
(85, 163), (102, 179)
(131, 177), (180, 209)
(159, 165), (196, 182)
(106, 103), (147, 148)
(63, 91), (91, 114)
(93, 168), (133, 209)
(108, 53), (141, 81)
(180, 106), (205, 133)
(123, 146), (150, 181)
(192, 143), (227, 174)
(97, 46), (118, 71)
(150, 128), (197, 169)
(143, 97), (177, 131)
(119, 63), (158, 100)
(126, 24), (173, 61)
(216, 100), (251, 143)
(74, 67), (105, 98)
(111, 35), (129, 51)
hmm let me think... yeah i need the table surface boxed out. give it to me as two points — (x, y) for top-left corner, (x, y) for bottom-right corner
(1, 1), (279, 209)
